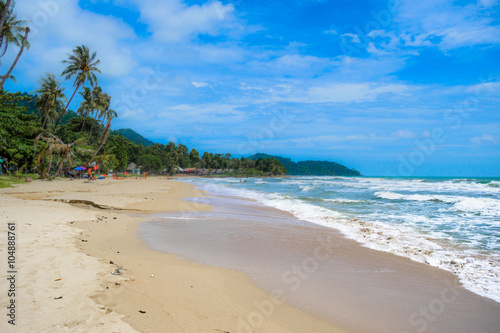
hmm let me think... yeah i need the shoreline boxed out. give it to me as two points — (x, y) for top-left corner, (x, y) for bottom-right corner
(139, 188), (500, 333)
(1, 176), (499, 332)
(0, 177), (345, 333)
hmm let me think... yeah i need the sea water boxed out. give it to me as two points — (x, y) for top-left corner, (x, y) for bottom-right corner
(181, 176), (500, 303)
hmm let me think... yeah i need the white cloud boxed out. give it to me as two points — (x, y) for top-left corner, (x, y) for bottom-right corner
(324, 29), (337, 35)
(393, 0), (500, 50)
(470, 134), (498, 145)
(392, 129), (418, 139)
(303, 83), (413, 103)
(15, 0), (136, 79)
(192, 81), (209, 88)
(341, 33), (361, 43)
(131, 0), (237, 42)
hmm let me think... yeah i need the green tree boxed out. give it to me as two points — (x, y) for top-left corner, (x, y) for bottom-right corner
(32, 73), (67, 130)
(0, 91), (39, 170)
(76, 87), (95, 131)
(137, 154), (163, 172)
(177, 143), (189, 168)
(189, 148), (200, 167)
(0, 2), (30, 89)
(61, 45), (100, 111)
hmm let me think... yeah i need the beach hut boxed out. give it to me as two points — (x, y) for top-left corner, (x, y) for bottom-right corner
(126, 162), (141, 175)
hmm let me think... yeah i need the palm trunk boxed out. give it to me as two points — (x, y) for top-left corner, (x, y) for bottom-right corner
(0, 1), (12, 42)
(41, 113), (48, 128)
(55, 147), (70, 177)
(47, 153), (54, 176)
(65, 83), (80, 111)
(0, 28), (29, 90)
(87, 117), (111, 167)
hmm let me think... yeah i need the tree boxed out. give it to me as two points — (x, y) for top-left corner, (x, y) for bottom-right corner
(189, 148), (200, 167)
(86, 108), (117, 167)
(61, 45), (100, 111)
(177, 143), (189, 168)
(0, 91), (39, 171)
(137, 154), (163, 172)
(76, 87), (94, 131)
(32, 73), (67, 130)
(0, 2), (30, 89)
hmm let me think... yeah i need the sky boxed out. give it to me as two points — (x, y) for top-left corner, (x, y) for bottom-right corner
(3, 0), (500, 176)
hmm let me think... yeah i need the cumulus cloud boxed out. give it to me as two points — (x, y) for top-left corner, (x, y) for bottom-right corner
(15, 0), (136, 80)
(131, 0), (237, 42)
(393, 0), (500, 50)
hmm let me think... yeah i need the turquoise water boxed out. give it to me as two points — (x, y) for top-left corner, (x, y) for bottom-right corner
(182, 176), (500, 303)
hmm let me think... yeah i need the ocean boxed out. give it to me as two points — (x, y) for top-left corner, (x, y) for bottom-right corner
(181, 176), (500, 303)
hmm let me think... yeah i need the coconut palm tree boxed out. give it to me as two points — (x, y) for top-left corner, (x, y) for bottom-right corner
(0, 2), (29, 89)
(35, 133), (85, 178)
(32, 73), (67, 130)
(87, 108), (117, 167)
(77, 87), (95, 131)
(61, 45), (100, 110)
(87, 85), (103, 140)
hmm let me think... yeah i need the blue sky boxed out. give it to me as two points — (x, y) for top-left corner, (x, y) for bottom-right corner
(4, 0), (500, 176)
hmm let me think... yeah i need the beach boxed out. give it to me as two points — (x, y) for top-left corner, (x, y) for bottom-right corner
(0, 177), (344, 333)
(0, 177), (499, 332)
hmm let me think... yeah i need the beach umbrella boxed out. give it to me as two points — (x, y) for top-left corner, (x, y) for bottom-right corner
(74, 166), (86, 171)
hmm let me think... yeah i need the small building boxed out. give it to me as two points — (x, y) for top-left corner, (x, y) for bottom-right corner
(126, 162), (141, 175)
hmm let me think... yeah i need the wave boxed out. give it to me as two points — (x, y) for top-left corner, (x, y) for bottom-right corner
(300, 185), (314, 192)
(375, 191), (500, 217)
(374, 191), (461, 203)
(324, 198), (363, 204)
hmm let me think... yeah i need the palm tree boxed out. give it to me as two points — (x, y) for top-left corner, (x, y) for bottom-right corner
(87, 85), (103, 140)
(61, 45), (100, 110)
(77, 87), (95, 131)
(0, 0), (16, 57)
(35, 133), (85, 178)
(32, 73), (67, 130)
(87, 108), (117, 167)
(0, 2), (29, 89)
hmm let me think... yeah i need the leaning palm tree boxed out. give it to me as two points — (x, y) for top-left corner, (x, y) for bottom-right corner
(87, 85), (103, 140)
(35, 133), (85, 177)
(77, 87), (95, 131)
(32, 73), (67, 130)
(0, 2), (29, 89)
(87, 108), (117, 167)
(61, 45), (100, 110)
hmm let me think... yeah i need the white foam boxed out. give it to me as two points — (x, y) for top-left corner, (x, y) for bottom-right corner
(300, 185), (314, 192)
(375, 191), (500, 217)
(452, 197), (500, 217)
(324, 198), (362, 204)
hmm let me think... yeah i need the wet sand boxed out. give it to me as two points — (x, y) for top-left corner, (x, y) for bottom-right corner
(139, 194), (500, 333)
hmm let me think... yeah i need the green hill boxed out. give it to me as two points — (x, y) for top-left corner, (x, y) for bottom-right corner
(114, 128), (155, 146)
(248, 153), (361, 176)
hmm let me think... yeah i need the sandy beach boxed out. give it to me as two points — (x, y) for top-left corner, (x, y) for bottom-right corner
(0, 177), (346, 333)
(1, 177), (499, 333)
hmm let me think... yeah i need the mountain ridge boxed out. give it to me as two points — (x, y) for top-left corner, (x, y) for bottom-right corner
(248, 153), (361, 176)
